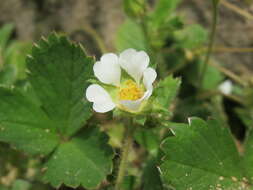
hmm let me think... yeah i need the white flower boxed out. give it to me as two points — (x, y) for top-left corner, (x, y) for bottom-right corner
(86, 48), (157, 113)
(218, 80), (233, 95)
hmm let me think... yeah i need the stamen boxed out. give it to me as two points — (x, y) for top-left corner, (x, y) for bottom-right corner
(119, 80), (144, 101)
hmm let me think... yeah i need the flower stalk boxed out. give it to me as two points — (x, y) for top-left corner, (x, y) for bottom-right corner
(115, 118), (135, 190)
(199, 0), (219, 89)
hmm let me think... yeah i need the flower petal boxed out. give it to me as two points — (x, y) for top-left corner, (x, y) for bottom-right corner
(218, 80), (233, 95)
(93, 53), (121, 86)
(120, 89), (152, 112)
(86, 84), (116, 113)
(143, 67), (157, 90)
(93, 102), (116, 113)
(119, 49), (149, 83)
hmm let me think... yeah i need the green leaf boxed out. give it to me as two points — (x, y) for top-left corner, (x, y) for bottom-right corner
(173, 96), (212, 122)
(174, 24), (208, 49)
(183, 59), (224, 90)
(243, 127), (253, 182)
(153, 76), (181, 111)
(0, 185), (8, 190)
(142, 158), (163, 190)
(150, 0), (181, 28)
(149, 16), (184, 49)
(207, 96), (229, 127)
(5, 42), (32, 79)
(1, 180), (51, 190)
(115, 19), (147, 52)
(161, 118), (250, 190)
(27, 33), (93, 136)
(43, 127), (113, 189)
(11, 180), (31, 190)
(0, 88), (59, 155)
(0, 24), (14, 49)
(135, 128), (160, 155)
(0, 42), (31, 86)
(202, 62), (224, 90)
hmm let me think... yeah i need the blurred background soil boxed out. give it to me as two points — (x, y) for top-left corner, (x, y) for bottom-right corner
(0, 0), (252, 73)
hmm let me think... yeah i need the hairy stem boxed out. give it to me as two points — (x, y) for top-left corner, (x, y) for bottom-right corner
(199, 0), (219, 89)
(115, 119), (134, 190)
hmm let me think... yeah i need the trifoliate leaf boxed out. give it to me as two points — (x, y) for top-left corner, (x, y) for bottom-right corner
(43, 127), (113, 189)
(153, 76), (181, 112)
(0, 34), (114, 189)
(27, 33), (93, 136)
(0, 88), (59, 155)
(161, 118), (250, 190)
(115, 19), (147, 52)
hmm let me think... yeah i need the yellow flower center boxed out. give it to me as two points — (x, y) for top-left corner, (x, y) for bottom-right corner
(119, 80), (144, 101)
